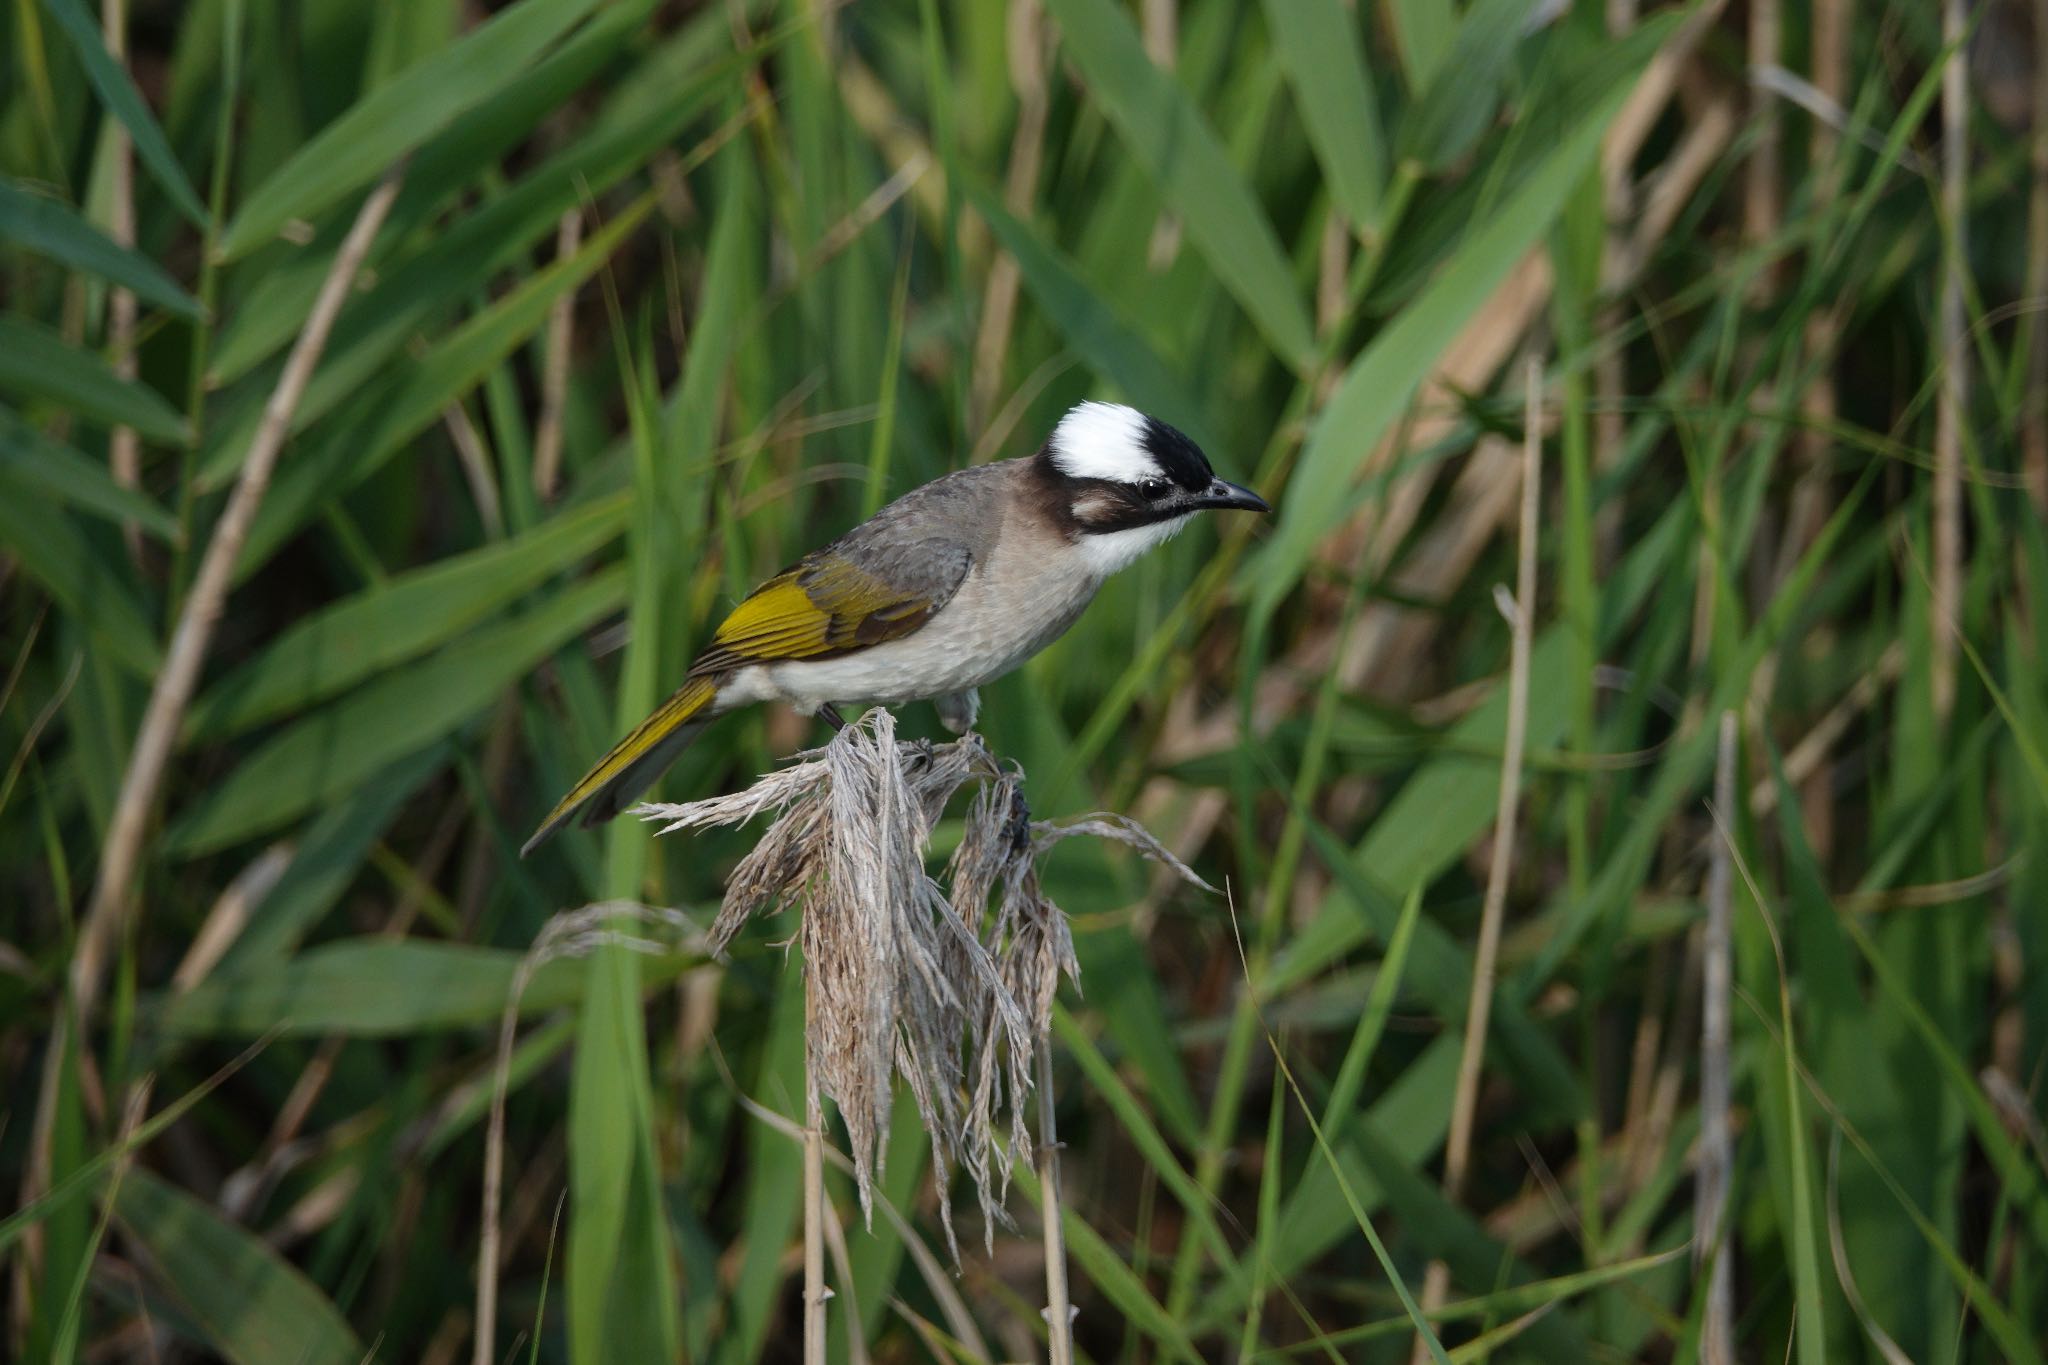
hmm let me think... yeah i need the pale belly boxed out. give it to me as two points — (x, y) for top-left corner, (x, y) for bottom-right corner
(722, 560), (1099, 711)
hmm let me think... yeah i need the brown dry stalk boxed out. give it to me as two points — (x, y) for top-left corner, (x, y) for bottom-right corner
(1412, 359), (1544, 1355)
(102, 0), (142, 563)
(817, 1170), (871, 1365)
(169, 843), (293, 991)
(804, 1082), (829, 1365)
(1932, 0), (1967, 721)
(1141, 0), (1183, 271)
(834, 56), (976, 268)
(441, 399), (503, 539)
(1774, 0), (1852, 862)
(72, 165), (406, 1022)
(533, 208), (583, 502)
(968, 0), (1051, 434)
(1036, 1045), (1074, 1365)
(1696, 711), (1738, 1365)
(1744, 0), (1783, 278)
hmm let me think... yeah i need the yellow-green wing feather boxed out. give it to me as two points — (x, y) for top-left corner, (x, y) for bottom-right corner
(690, 552), (945, 674)
(521, 675), (717, 854)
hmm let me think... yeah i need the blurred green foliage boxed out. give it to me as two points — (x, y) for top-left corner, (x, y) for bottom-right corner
(3, 0), (2045, 1360)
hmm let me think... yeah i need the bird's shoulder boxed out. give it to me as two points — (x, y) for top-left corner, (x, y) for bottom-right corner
(806, 459), (1021, 589)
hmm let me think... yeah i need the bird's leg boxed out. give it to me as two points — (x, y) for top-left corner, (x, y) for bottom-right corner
(819, 703), (848, 732)
(1005, 785), (1033, 856)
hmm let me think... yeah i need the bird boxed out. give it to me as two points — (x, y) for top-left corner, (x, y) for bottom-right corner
(521, 400), (1269, 854)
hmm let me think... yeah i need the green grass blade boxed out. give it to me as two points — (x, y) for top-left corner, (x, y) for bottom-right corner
(0, 408), (180, 538)
(1267, 1028), (1450, 1363)
(1319, 881), (1423, 1131)
(216, 0), (605, 260)
(0, 465), (161, 675)
(966, 179), (1218, 451)
(38, 0), (208, 226)
(1270, 634), (1571, 990)
(1394, 0), (1531, 172)
(204, 0), (733, 390)
(216, 747), (446, 969)
(1264, 1248), (1685, 1356)
(187, 493), (628, 737)
(1054, 1005), (1251, 1298)
(163, 568), (626, 855)
(155, 937), (699, 1036)
(1261, 0), (1384, 229)
(0, 315), (188, 444)
(25, 1014), (88, 1363)
(860, 228), (913, 519)
(1834, 902), (2048, 1256)
(0, 178), (201, 317)
(1386, 0), (1456, 90)
(562, 162), (743, 1354)
(228, 198), (651, 571)
(1247, 15), (1672, 615)
(719, 976), (808, 1365)
(115, 1169), (363, 1365)
(1040, 0), (1317, 372)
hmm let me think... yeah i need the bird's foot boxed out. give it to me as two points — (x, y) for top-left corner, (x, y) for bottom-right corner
(1005, 785), (1033, 855)
(819, 703), (848, 732)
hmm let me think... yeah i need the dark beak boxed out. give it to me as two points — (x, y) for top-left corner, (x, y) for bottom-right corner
(1194, 478), (1271, 514)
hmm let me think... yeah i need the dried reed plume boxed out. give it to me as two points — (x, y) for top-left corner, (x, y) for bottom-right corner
(636, 706), (1209, 1251)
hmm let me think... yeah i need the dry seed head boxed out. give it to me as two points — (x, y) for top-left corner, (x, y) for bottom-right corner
(634, 708), (1209, 1250)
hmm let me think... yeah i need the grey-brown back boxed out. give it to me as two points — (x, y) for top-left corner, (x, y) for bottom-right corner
(804, 459), (1022, 600)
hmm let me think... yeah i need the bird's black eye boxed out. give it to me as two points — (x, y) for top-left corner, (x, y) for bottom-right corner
(1139, 478), (1169, 500)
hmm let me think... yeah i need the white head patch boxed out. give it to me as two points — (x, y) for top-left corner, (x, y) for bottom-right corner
(1049, 401), (1159, 484)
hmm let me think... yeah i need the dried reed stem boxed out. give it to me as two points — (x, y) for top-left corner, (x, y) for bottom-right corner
(533, 208), (582, 502)
(1932, 0), (1967, 721)
(1140, 0), (1182, 270)
(1743, 0), (1782, 266)
(1036, 1044), (1073, 1365)
(72, 165), (405, 1022)
(968, 0), (1050, 433)
(473, 959), (525, 1365)
(442, 399), (503, 539)
(1412, 358), (1543, 1356)
(102, 0), (141, 563)
(1696, 710), (1738, 1365)
(1778, 0), (1849, 590)
(804, 1078), (829, 1365)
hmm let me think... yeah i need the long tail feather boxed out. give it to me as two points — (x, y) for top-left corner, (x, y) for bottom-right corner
(521, 675), (721, 855)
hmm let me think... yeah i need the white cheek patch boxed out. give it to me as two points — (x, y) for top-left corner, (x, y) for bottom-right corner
(1073, 513), (1194, 577)
(1049, 401), (1159, 484)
